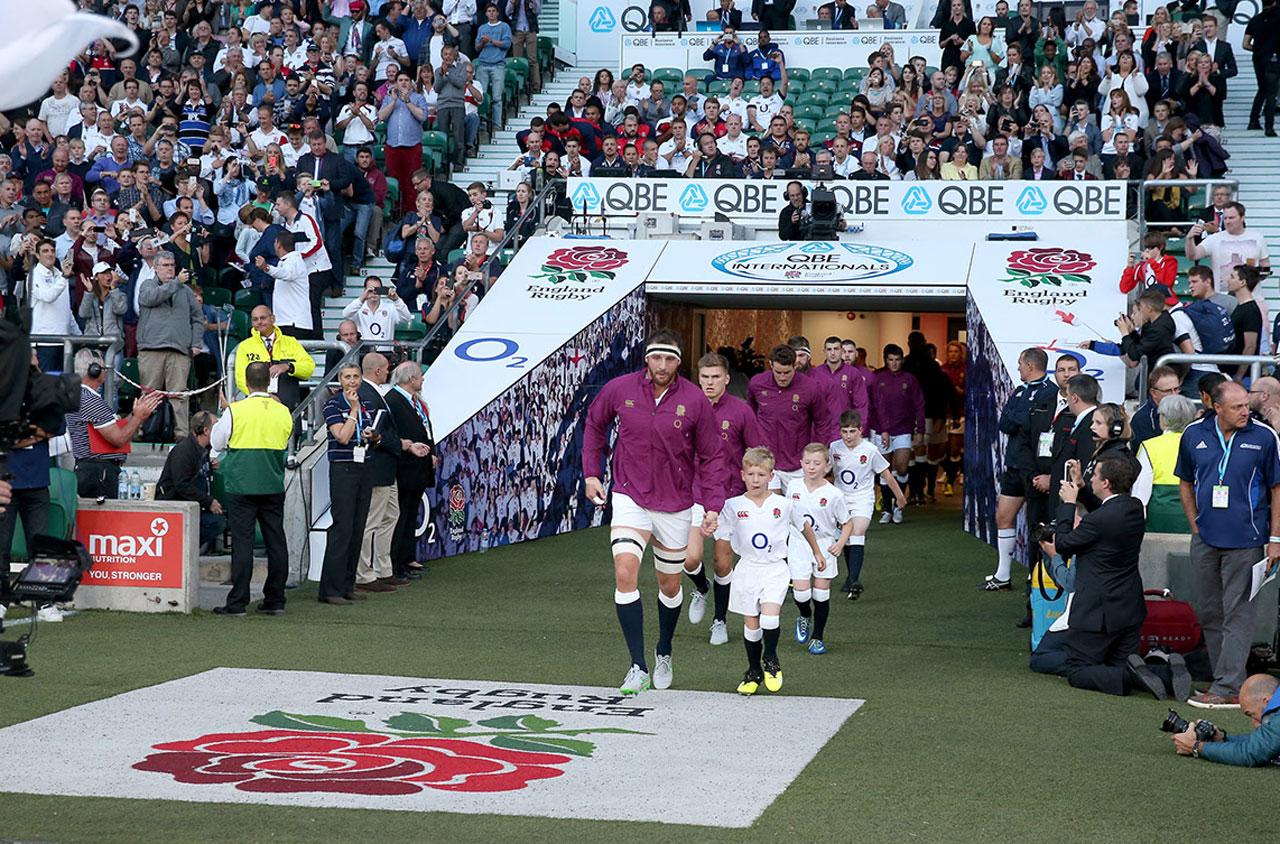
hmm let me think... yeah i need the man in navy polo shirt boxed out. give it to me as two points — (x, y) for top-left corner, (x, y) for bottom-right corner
(1176, 380), (1280, 710)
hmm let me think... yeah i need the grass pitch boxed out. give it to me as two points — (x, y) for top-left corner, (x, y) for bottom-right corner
(0, 502), (1274, 842)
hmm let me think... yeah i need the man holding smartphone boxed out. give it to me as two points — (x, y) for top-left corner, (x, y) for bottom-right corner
(342, 276), (413, 353)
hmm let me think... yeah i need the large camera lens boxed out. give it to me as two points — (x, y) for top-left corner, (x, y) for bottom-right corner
(1160, 709), (1189, 734)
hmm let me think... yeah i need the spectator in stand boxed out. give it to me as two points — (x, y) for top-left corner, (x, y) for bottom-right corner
(156, 410), (224, 553)
(1129, 365), (1182, 448)
(136, 251), (205, 440)
(344, 276), (412, 351)
(978, 135), (1021, 178)
(506, 0), (542, 94)
(1092, 289), (1179, 383)
(704, 29), (746, 81)
(460, 181), (505, 255)
(271, 191), (333, 334)
(395, 235), (444, 313)
(1227, 265), (1265, 383)
(474, 4), (511, 133)
(1185, 202), (1272, 292)
(336, 81), (379, 161)
(434, 45), (469, 170)
(378, 70), (428, 213)
(1120, 232), (1178, 304)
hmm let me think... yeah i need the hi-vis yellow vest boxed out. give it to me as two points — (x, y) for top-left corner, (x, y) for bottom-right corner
(222, 394), (293, 495)
(1141, 430), (1190, 533)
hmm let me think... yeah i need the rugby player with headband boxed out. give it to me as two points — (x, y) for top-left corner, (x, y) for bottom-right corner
(583, 329), (728, 696)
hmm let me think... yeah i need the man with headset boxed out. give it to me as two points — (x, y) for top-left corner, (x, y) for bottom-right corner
(65, 349), (163, 499)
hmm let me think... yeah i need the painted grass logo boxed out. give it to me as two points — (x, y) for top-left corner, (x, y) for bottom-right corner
(1001, 248), (1096, 288)
(133, 710), (645, 796)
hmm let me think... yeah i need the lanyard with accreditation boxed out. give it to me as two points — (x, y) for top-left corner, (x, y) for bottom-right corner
(1212, 425), (1235, 509)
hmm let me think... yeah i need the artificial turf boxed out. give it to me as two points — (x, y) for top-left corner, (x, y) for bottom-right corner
(0, 501), (1274, 842)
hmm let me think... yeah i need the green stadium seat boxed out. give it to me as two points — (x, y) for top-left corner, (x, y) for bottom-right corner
(396, 315), (427, 341)
(233, 290), (259, 312)
(795, 104), (825, 121)
(8, 469), (78, 563)
(786, 79), (808, 95)
(229, 310), (250, 342)
(810, 130), (837, 146)
(811, 67), (843, 83)
(743, 80), (760, 95)
(808, 79), (837, 95)
(447, 248), (465, 265)
(797, 91), (829, 107)
(707, 79), (730, 94)
(787, 68), (811, 82)
(202, 287), (231, 308)
(795, 118), (818, 133)
(422, 130), (449, 173)
(384, 177), (400, 221)
(844, 67), (868, 82)
(816, 118), (839, 134)
(1165, 237), (1186, 255)
(118, 357), (141, 400)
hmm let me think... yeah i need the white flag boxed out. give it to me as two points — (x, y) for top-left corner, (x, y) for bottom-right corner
(0, 0), (138, 111)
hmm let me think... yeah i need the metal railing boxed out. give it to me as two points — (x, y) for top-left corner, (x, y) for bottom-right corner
(1146, 352), (1274, 397)
(411, 177), (559, 368)
(30, 333), (125, 397)
(1136, 178), (1238, 236)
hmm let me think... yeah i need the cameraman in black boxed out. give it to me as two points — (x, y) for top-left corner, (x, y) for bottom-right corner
(779, 181), (809, 241)
(1039, 454), (1166, 698)
(1173, 673), (1280, 764)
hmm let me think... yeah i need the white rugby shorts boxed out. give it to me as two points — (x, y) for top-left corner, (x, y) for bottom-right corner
(872, 432), (913, 454)
(728, 562), (790, 616)
(611, 492), (691, 554)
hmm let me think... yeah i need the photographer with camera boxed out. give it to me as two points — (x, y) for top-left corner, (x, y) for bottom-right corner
(1039, 453), (1167, 698)
(1171, 673), (1280, 764)
(343, 276), (411, 355)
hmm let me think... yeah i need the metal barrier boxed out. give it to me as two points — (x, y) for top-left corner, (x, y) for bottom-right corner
(1136, 178), (1238, 235)
(1147, 352), (1274, 396)
(30, 333), (125, 397)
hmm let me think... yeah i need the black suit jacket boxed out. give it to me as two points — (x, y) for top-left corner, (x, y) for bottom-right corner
(1049, 407), (1095, 507)
(1145, 68), (1187, 110)
(295, 151), (351, 221)
(357, 382), (402, 487)
(818, 1), (857, 28)
(718, 7), (744, 27)
(1190, 39), (1238, 86)
(751, 0), (796, 17)
(383, 387), (437, 489)
(1054, 494), (1147, 633)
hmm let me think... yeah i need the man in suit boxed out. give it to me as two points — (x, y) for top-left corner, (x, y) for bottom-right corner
(384, 361), (438, 580)
(1048, 373), (1100, 509)
(337, 1), (378, 66)
(1041, 454), (1165, 697)
(1190, 15), (1238, 98)
(751, 0), (796, 32)
(714, 0), (745, 28)
(295, 130), (352, 276)
(872, 0), (906, 28)
(819, 0), (858, 29)
(355, 353), (408, 593)
(1146, 52), (1188, 113)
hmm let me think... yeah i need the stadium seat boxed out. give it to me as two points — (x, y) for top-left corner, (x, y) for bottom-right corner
(844, 67), (868, 82)
(795, 118), (818, 133)
(787, 68), (811, 82)
(506, 56), (531, 91)
(811, 67), (843, 83)
(797, 91), (829, 108)
(396, 316), (427, 341)
(202, 287), (231, 308)
(810, 130), (837, 146)
(829, 91), (856, 109)
(816, 117), (838, 134)
(422, 130), (449, 172)
(743, 80), (760, 95)
(708, 79), (730, 94)
(447, 248), (465, 265)
(384, 177), (400, 221)
(1165, 237), (1186, 255)
(808, 79), (837, 95)
(119, 357), (141, 400)
(787, 79), (808, 95)
(795, 104), (825, 121)
(229, 310), (250, 342)
(234, 290), (259, 312)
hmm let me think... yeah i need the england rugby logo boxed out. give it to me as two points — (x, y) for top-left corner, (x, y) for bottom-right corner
(133, 710), (646, 795)
(531, 246), (627, 285)
(1000, 248), (1096, 289)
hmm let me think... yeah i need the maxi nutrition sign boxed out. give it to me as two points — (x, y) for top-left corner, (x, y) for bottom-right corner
(565, 178), (1128, 223)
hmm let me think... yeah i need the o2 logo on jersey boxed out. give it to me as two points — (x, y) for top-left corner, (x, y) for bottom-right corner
(840, 469), (857, 486)
(454, 337), (528, 369)
(803, 514), (816, 529)
(751, 532), (769, 549)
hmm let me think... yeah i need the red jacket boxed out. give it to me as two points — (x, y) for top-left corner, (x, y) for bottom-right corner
(1119, 254), (1178, 305)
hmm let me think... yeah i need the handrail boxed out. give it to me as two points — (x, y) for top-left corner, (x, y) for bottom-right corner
(1135, 177), (1238, 232)
(414, 178), (559, 365)
(30, 333), (125, 400)
(1153, 352), (1272, 392)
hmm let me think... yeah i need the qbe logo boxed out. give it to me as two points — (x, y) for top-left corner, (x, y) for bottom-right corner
(589, 6), (616, 32)
(571, 182), (601, 210)
(900, 185), (933, 215)
(1016, 186), (1048, 215)
(679, 184), (708, 212)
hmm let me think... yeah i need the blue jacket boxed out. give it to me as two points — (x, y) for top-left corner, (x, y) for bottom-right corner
(745, 47), (784, 80)
(703, 41), (746, 80)
(997, 376), (1057, 471)
(247, 223), (285, 293)
(1201, 693), (1280, 766)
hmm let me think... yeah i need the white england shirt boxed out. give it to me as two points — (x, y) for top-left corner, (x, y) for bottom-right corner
(715, 492), (803, 567)
(831, 438), (888, 499)
(786, 478), (851, 544)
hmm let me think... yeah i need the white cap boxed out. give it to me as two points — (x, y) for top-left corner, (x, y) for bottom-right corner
(91, 261), (112, 276)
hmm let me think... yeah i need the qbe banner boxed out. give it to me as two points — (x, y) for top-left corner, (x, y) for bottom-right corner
(566, 177), (1129, 223)
(616, 29), (942, 74)
(76, 508), (186, 588)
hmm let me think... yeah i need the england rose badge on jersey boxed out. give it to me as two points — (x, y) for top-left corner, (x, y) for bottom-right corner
(792, 394), (800, 402)
(820, 498), (827, 506)
(859, 455), (867, 464)
(772, 508), (782, 518)
(676, 404), (686, 417)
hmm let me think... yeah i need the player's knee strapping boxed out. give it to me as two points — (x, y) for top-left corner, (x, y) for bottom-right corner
(760, 613), (780, 630)
(610, 528), (646, 561)
(657, 587), (684, 609)
(813, 587), (830, 602)
(848, 534), (866, 546)
(793, 588), (812, 603)
(743, 626), (763, 642)
(653, 547), (688, 574)
(714, 571), (732, 585)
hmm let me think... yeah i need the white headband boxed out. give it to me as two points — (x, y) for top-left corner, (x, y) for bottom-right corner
(645, 343), (682, 361)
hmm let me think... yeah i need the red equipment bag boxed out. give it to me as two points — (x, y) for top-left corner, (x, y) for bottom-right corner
(1139, 589), (1203, 655)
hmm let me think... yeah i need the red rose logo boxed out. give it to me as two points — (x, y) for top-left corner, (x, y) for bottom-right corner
(545, 246), (627, 272)
(133, 710), (647, 797)
(1002, 248), (1096, 288)
(134, 730), (571, 795)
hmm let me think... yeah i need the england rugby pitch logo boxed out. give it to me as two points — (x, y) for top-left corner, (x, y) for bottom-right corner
(133, 710), (647, 795)
(1000, 248), (1096, 289)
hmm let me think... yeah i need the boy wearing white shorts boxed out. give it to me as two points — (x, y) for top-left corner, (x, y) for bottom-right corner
(715, 447), (825, 695)
(785, 443), (853, 655)
(831, 410), (907, 601)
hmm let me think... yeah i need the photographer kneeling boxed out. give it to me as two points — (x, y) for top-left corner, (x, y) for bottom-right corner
(1040, 454), (1169, 699)
(1174, 674), (1280, 765)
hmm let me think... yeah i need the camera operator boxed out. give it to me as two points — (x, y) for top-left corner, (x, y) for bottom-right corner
(1173, 673), (1280, 764)
(0, 350), (65, 581)
(1039, 453), (1168, 698)
(779, 181), (810, 241)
